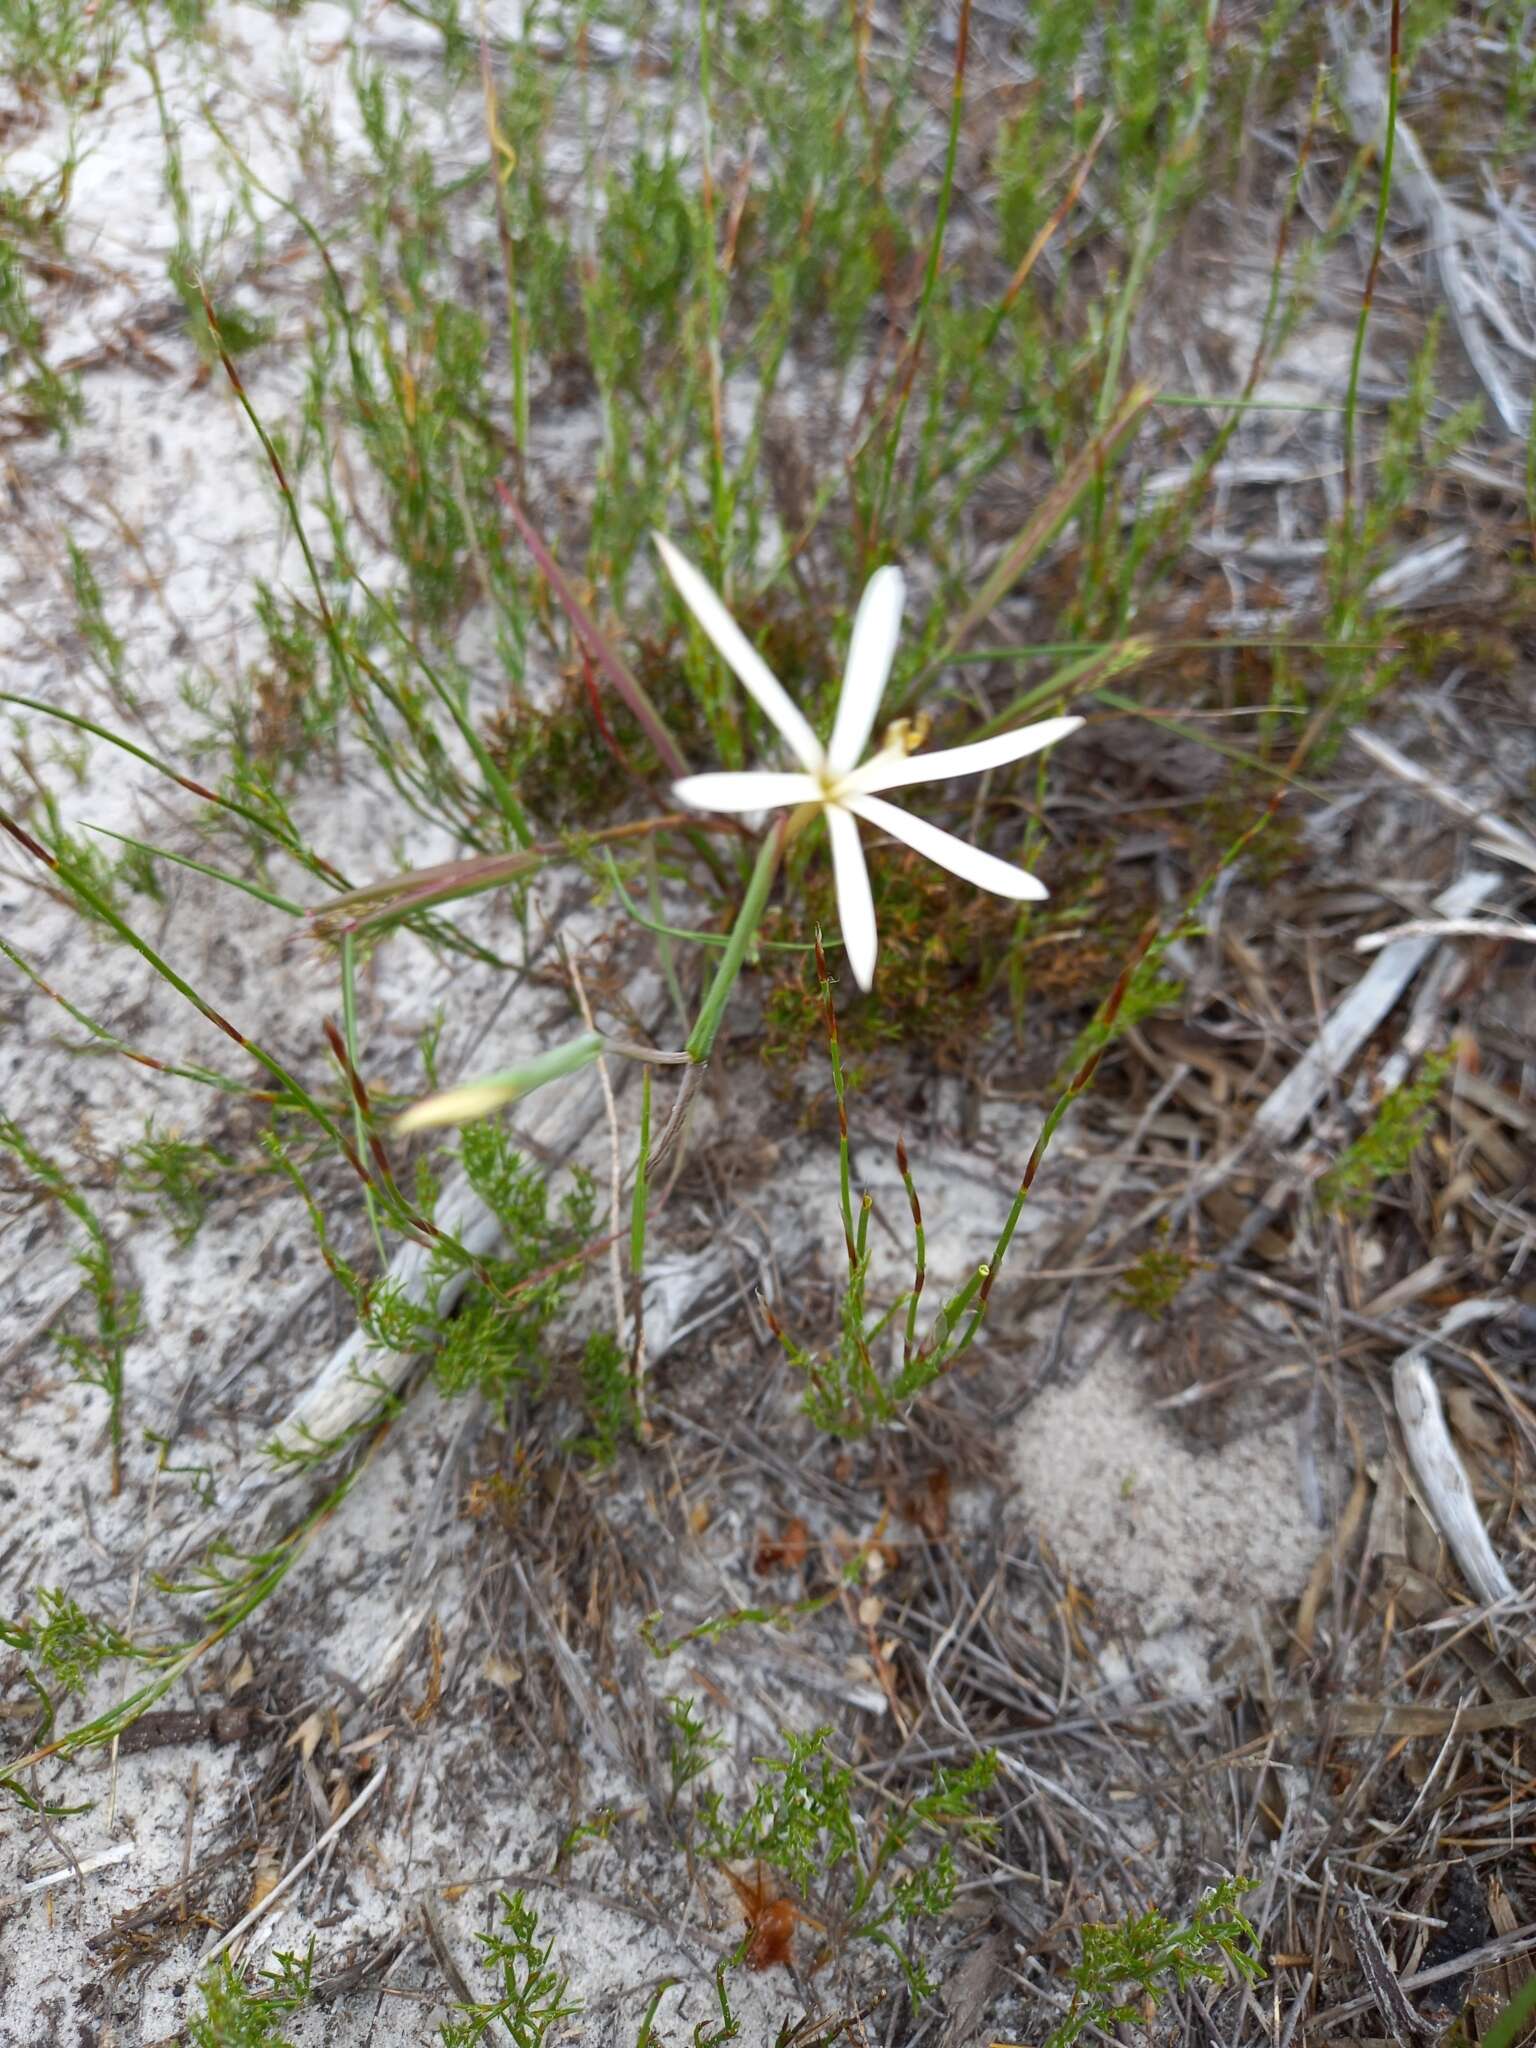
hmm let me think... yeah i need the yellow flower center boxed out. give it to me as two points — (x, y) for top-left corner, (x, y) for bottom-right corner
(819, 713), (932, 804)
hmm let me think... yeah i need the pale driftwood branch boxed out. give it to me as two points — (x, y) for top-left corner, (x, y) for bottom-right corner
(1364, 532), (1469, 611)
(1252, 869), (1497, 1146)
(1356, 916), (1536, 953)
(0, 1841), (134, 1908)
(1357, 925), (1461, 1107)
(175, 1016), (733, 1569)
(264, 1167), (507, 1465)
(1350, 729), (1536, 875)
(1341, 47), (1532, 438)
(1394, 1350), (1516, 1608)
(173, 1051), (618, 1565)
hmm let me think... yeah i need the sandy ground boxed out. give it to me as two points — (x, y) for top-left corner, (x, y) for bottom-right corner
(0, 7), (1348, 2042)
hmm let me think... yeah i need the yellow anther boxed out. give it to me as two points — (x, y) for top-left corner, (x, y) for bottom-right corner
(882, 713), (931, 758)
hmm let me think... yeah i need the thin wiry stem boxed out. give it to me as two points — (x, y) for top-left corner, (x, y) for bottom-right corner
(1340, 0), (1403, 557)
(695, 0), (731, 554)
(629, 1065), (653, 1436)
(816, 928), (858, 1273)
(897, 1135), (926, 1370)
(497, 483), (690, 780)
(868, 0), (971, 553)
(685, 818), (788, 1063)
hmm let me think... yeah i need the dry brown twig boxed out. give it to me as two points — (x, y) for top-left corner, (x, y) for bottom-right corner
(198, 1759), (390, 1970)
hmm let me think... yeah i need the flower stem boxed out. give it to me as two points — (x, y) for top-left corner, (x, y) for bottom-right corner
(685, 822), (786, 1063)
(815, 928), (857, 1273)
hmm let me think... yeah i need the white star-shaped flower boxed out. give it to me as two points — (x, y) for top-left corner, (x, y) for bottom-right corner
(656, 533), (1082, 991)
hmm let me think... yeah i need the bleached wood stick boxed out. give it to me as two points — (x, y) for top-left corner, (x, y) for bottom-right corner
(1350, 729), (1536, 875)
(1341, 47), (1531, 438)
(1394, 1352), (1516, 1608)
(1364, 532), (1469, 610)
(172, 1053), (617, 1563)
(1357, 917), (1536, 953)
(0, 1842), (134, 1907)
(1252, 868), (1497, 1147)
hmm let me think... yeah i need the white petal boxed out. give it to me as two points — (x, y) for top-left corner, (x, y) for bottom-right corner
(827, 805), (878, 991)
(672, 772), (822, 813)
(853, 715), (1083, 793)
(654, 533), (824, 773)
(828, 565), (906, 774)
(846, 794), (1049, 900)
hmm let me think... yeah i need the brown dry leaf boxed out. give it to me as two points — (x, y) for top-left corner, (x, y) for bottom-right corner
(1447, 1096), (1524, 1182)
(754, 1516), (809, 1576)
(857, 1594), (883, 1629)
(1274, 1693), (1536, 1737)
(484, 1654), (523, 1692)
(1477, 1877), (1536, 2044)
(1435, 1167), (1479, 1229)
(287, 1710), (325, 1762)
(938, 1931), (1010, 2048)
(721, 1864), (802, 1972)
(900, 1466), (951, 1539)
(1200, 1184), (1289, 1261)
(245, 1845), (281, 1917)
(1293, 1443), (1370, 1658)
(1444, 1385), (1504, 1456)
(224, 1651), (255, 1694)
(339, 1725), (395, 1758)
(408, 1615), (445, 1726)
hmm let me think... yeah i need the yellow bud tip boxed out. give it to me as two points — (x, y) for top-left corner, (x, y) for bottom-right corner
(395, 1079), (515, 1133)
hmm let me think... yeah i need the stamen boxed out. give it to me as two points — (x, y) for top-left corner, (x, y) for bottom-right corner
(881, 714), (931, 758)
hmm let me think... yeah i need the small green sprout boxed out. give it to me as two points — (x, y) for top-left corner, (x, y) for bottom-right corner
(693, 1724), (995, 2004)
(64, 538), (129, 700)
(666, 1695), (725, 1805)
(0, 1588), (173, 1756)
(1114, 1225), (1200, 1321)
(572, 1330), (636, 1465)
(439, 1891), (581, 2048)
(556, 1805), (620, 1866)
(691, 1961), (741, 2046)
(123, 1122), (235, 1246)
(1319, 1051), (1451, 1216)
(186, 1946), (316, 2048)
(1029, 1877), (1263, 2048)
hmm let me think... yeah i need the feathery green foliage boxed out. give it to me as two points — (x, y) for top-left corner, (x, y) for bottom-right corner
(438, 1892), (580, 2048)
(1038, 1878), (1263, 2048)
(1319, 1050), (1453, 1215)
(695, 1725), (995, 2003)
(186, 1948), (316, 2048)
(0, 1118), (138, 1489)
